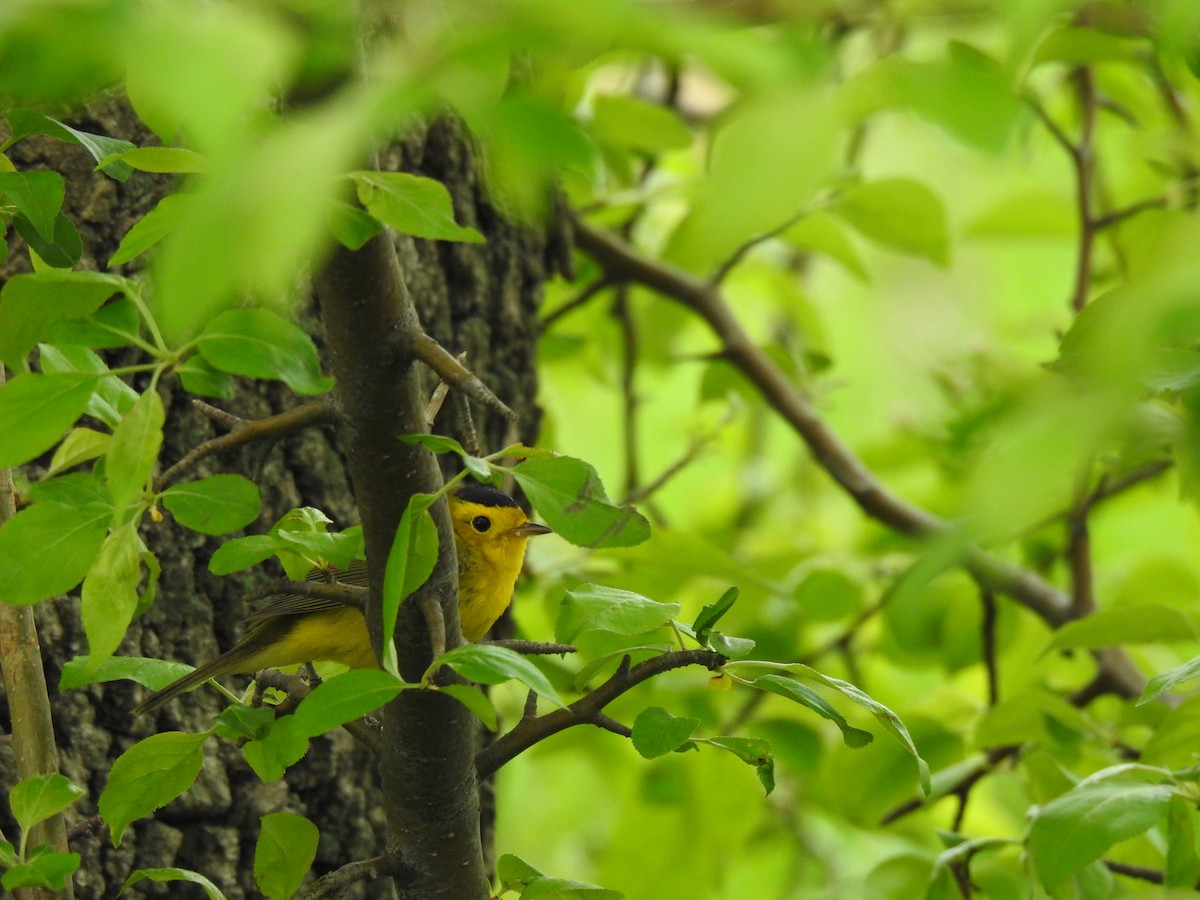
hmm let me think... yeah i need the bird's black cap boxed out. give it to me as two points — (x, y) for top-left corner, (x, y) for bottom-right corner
(454, 481), (520, 508)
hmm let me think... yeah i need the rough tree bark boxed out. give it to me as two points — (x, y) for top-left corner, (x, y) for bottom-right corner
(0, 97), (559, 898)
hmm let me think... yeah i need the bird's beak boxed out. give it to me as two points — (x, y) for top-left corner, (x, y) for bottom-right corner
(510, 522), (552, 537)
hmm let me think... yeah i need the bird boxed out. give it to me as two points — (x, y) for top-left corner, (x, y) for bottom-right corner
(132, 482), (551, 714)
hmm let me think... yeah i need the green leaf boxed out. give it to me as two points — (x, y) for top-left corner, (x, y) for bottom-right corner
(327, 199), (383, 250)
(177, 354), (236, 400)
(438, 683), (498, 731)
(1044, 604), (1198, 653)
(512, 456), (650, 548)
(121, 867), (227, 900)
(0, 170), (63, 241)
(80, 523), (143, 671)
(99, 731), (209, 846)
(694, 736), (775, 795)
(631, 707), (700, 758)
(38, 343), (138, 429)
(2, 848), (81, 891)
(782, 212), (869, 281)
(118, 147), (210, 173)
(692, 587), (738, 646)
(196, 308), (333, 396)
(289, 669), (406, 738)
(833, 178), (950, 267)
(398, 433), (470, 456)
(589, 94), (692, 153)
(792, 664), (932, 794)
(0, 372), (96, 469)
(708, 632), (756, 659)
(109, 193), (193, 267)
(59, 655), (194, 692)
(0, 500), (108, 605)
(431, 644), (564, 708)
(242, 719), (308, 783)
(0, 271), (128, 370)
(160, 474), (262, 535)
(255, 812), (318, 900)
(750, 674), (874, 749)
(5, 112), (136, 179)
(1027, 778), (1174, 889)
(1034, 25), (1144, 65)
(555, 584), (681, 643)
(14, 210), (83, 268)
(349, 171), (485, 243)
(209, 534), (281, 575)
(381, 494), (438, 675)
(1140, 654), (1200, 705)
(10, 773), (85, 834)
(212, 705), (277, 743)
(105, 390), (164, 519)
(496, 854), (624, 900)
(47, 427), (110, 476)
(1166, 794), (1200, 888)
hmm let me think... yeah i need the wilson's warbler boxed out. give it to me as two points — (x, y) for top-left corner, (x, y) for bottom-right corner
(133, 483), (550, 714)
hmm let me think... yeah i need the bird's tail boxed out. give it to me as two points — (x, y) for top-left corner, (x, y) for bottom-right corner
(131, 640), (269, 716)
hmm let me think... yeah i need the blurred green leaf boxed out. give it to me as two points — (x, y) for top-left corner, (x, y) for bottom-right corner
(327, 199), (383, 251)
(588, 94), (691, 153)
(1027, 777), (1173, 890)
(439, 683), (498, 731)
(833, 178), (949, 268)
(1141, 654), (1200, 705)
(496, 853), (624, 899)
(118, 147), (209, 174)
(1044, 604), (1199, 653)
(1166, 794), (1200, 888)
(1033, 26), (1146, 65)
(47, 427), (109, 477)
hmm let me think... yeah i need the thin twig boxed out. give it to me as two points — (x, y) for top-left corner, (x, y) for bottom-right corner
(612, 288), (641, 498)
(980, 585), (999, 708)
(488, 640), (576, 655)
(1093, 196), (1169, 230)
(540, 277), (611, 329)
(1102, 860), (1164, 885)
(419, 592), (446, 660)
(409, 332), (516, 421)
(298, 855), (405, 900)
(709, 211), (805, 286)
(622, 407), (734, 506)
(476, 649), (725, 778)
(154, 398), (335, 492)
(1069, 66), (1098, 313)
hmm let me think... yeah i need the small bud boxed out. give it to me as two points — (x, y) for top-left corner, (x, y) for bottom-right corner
(149, 505), (164, 524)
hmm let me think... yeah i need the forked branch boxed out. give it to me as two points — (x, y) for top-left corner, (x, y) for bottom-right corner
(476, 649), (725, 779)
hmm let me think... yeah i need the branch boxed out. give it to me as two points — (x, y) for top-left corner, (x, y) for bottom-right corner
(298, 854), (407, 900)
(0, 369), (75, 900)
(540, 277), (611, 329)
(487, 640), (577, 656)
(476, 649), (725, 779)
(410, 332), (516, 421)
(154, 398), (335, 492)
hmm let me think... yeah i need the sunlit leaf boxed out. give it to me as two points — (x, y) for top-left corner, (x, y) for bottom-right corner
(59, 655), (193, 692)
(0, 271), (128, 370)
(555, 584), (680, 643)
(431, 644), (564, 708)
(9, 773), (85, 834)
(196, 308), (333, 396)
(160, 474), (262, 535)
(0, 372), (95, 469)
(0, 500), (108, 606)
(122, 867), (227, 900)
(631, 707), (700, 758)
(381, 493), (438, 675)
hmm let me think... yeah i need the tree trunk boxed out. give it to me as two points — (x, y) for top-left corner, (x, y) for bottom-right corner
(0, 98), (557, 899)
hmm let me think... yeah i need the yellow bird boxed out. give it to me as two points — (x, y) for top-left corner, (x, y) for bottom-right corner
(133, 483), (551, 714)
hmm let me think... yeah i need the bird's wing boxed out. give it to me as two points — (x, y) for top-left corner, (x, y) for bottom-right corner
(242, 558), (370, 625)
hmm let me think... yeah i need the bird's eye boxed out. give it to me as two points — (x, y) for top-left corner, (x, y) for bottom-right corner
(471, 515), (492, 533)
